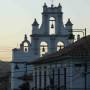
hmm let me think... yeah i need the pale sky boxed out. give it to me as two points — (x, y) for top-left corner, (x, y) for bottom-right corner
(0, 0), (90, 61)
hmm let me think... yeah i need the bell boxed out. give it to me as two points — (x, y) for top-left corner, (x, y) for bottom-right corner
(77, 34), (80, 40)
(42, 46), (45, 52)
(51, 23), (54, 28)
(59, 46), (62, 50)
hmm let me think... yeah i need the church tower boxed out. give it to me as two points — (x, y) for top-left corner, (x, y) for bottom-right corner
(11, 3), (74, 90)
(31, 3), (72, 57)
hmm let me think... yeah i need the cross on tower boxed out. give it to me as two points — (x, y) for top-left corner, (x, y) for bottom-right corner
(51, 0), (54, 5)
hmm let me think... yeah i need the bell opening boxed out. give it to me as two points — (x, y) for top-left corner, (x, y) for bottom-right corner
(42, 46), (45, 52)
(51, 23), (54, 28)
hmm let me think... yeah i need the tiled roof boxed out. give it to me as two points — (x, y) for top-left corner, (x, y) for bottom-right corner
(28, 35), (90, 64)
(60, 36), (90, 56)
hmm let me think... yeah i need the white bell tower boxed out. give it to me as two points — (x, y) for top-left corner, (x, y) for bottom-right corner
(31, 3), (72, 57)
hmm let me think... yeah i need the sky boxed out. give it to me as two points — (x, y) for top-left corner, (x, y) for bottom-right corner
(0, 0), (90, 61)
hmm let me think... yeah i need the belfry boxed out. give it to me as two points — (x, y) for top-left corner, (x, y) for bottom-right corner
(11, 2), (74, 90)
(29, 2), (73, 58)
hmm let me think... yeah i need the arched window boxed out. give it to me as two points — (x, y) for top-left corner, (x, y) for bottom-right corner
(24, 42), (29, 53)
(40, 42), (48, 57)
(49, 17), (55, 35)
(57, 42), (64, 51)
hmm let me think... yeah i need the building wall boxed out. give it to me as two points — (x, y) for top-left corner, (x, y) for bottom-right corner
(11, 3), (73, 90)
(31, 61), (90, 90)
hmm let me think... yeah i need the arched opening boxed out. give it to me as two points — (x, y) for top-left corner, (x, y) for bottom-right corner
(57, 42), (64, 51)
(40, 42), (48, 57)
(49, 17), (55, 35)
(24, 42), (29, 53)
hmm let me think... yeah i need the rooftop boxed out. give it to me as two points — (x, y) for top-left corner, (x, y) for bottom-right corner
(28, 35), (90, 64)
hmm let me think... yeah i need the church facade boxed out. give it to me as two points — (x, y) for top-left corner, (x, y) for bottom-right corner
(29, 35), (90, 90)
(11, 2), (77, 90)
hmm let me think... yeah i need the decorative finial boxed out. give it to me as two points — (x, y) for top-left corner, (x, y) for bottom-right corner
(24, 34), (27, 40)
(44, 2), (47, 7)
(58, 3), (61, 7)
(65, 18), (73, 26)
(32, 18), (39, 26)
